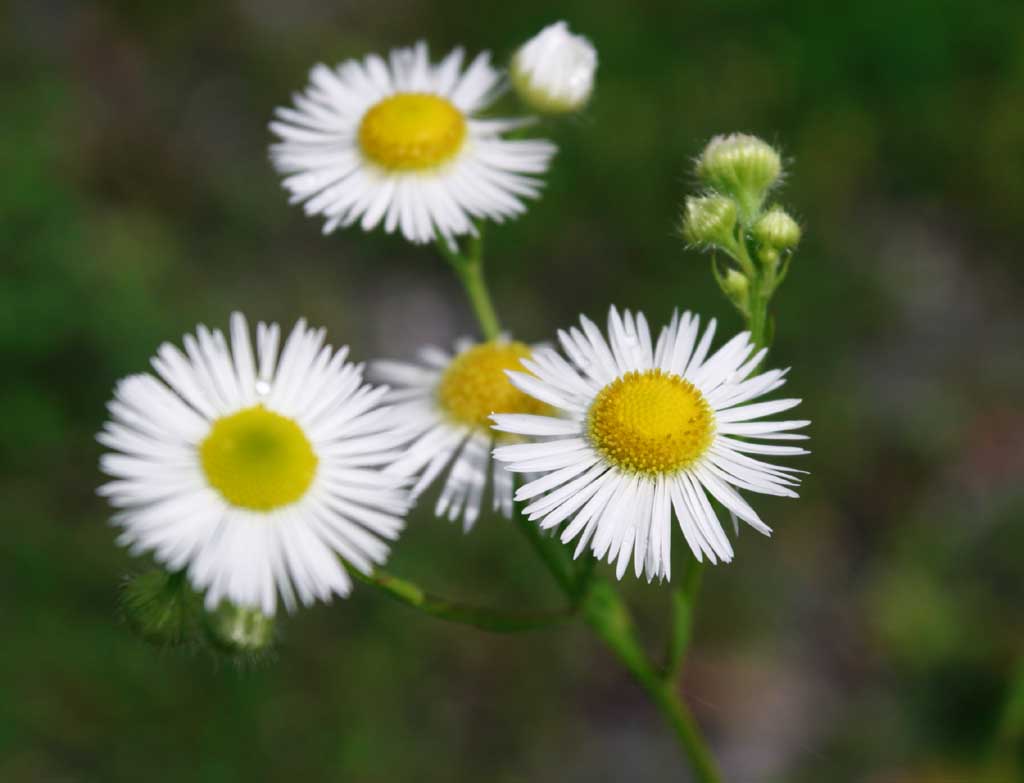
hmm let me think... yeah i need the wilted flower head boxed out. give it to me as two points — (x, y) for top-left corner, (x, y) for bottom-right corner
(511, 21), (597, 114)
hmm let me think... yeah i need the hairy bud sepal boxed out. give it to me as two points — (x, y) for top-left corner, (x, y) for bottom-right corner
(120, 569), (202, 648)
(681, 195), (738, 250)
(203, 602), (277, 663)
(696, 133), (782, 224)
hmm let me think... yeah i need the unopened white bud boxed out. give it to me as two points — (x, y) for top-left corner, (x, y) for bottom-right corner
(511, 21), (597, 114)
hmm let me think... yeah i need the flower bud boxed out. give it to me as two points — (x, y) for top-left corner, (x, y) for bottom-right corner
(753, 205), (802, 250)
(722, 268), (749, 300)
(511, 21), (597, 114)
(120, 570), (201, 647)
(681, 194), (737, 247)
(203, 602), (276, 657)
(696, 133), (782, 220)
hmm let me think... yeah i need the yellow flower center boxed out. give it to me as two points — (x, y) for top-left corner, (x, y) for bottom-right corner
(199, 405), (318, 511)
(588, 369), (714, 476)
(437, 341), (550, 430)
(358, 93), (467, 171)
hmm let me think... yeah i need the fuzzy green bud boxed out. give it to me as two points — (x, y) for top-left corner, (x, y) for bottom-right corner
(696, 133), (782, 221)
(753, 206), (801, 250)
(203, 602), (276, 657)
(722, 268), (749, 299)
(681, 194), (737, 247)
(120, 570), (201, 647)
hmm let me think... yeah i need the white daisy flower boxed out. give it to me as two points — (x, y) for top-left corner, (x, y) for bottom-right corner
(372, 336), (551, 531)
(270, 42), (557, 245)
(492, 307), (809, 581)
(97, 313), (410, 616)
(511, 21), (597, 114)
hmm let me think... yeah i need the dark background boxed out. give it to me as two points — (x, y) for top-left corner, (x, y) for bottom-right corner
(3, 1), (1024, 781)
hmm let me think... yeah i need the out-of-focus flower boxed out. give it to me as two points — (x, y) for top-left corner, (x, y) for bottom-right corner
(371, 337), (549, 530)
(270, 42), (556, 245)
(492, 307), (809, 580)
(511, 21), (597, 114)
(98, 313), (410, 615)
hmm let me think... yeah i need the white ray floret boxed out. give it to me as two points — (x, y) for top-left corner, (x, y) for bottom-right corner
(492, 306), (809, 582)
(372, 335), (549, 531)
(270, 42), (557, 245)
(98, 313), (411, 616)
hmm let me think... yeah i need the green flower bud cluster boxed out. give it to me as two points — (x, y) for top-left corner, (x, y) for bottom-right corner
(680, 133), (803, 346)
(120, 569), (277, 663)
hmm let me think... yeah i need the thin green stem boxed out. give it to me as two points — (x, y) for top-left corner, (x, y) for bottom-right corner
(727, 226), (757, 277)
(514, 514), (577, 596)
(989, 658), (1024, 778)
(573, 552), (598, 601)
(583, 579), (723, 783)
(664, 560), (704, 680)
(437, 233), (501, 340)
(350, 568), (572, 633)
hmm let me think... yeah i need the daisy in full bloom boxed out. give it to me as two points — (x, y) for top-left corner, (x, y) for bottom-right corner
(98, 313), (410, 616)
(371, 336), (551, 530)
(492, 307), (809, 581)
(270, 42), (557, 245)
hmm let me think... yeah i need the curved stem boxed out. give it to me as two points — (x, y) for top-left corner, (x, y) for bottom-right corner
(664, 560), (704, 680)
(436, 233), (501, 340)
(514, 513), (577, 596)
(351, 568), (573, 633)
(583, 579), (723, 783)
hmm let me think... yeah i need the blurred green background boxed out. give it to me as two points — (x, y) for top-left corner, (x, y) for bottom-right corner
(3, 1), (1024, 780)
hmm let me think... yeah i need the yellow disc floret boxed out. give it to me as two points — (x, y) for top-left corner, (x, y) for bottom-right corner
(359, 93), (467, 171)
(437, 341), (550, 430)
(588, 369), (714, 476)
(200, 405), (318, 511)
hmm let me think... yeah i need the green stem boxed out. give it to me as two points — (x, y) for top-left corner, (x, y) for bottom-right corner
(731, 235), (769, 350)
(442, 227), (723, 780)
(664, 560), (704, 680)
(514, 514), (577, 597)
(990, 658), (1024, 777)
(437, 233), (502, 340)
(583, 579), (723, 783)
(350, 568), (572, 633)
